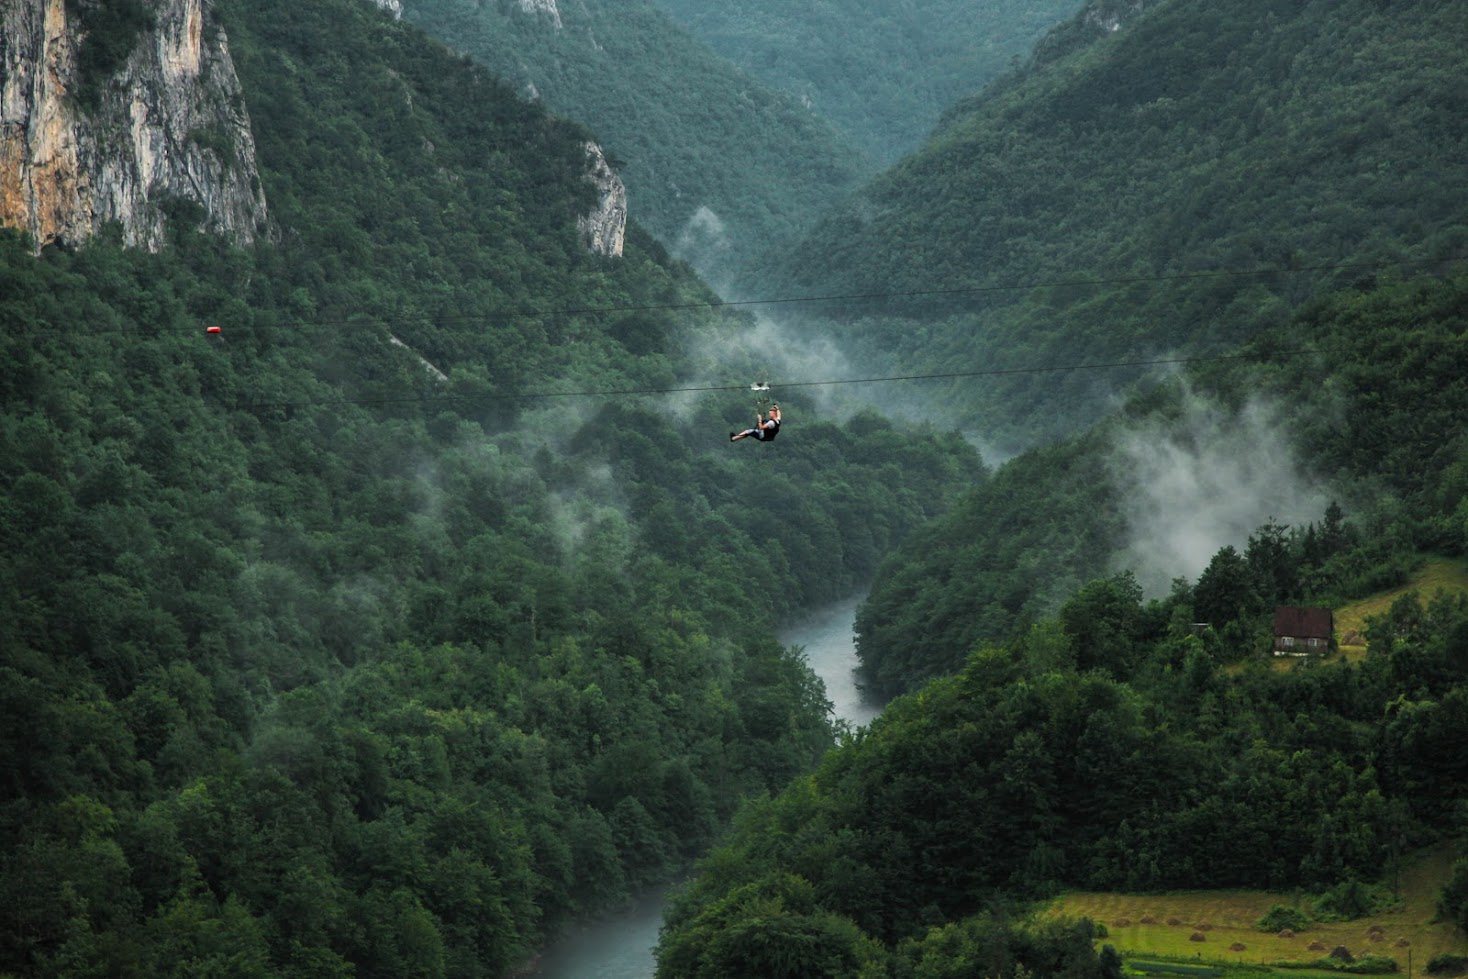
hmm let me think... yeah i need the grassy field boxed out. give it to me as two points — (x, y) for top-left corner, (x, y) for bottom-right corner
(1041, 846), (1468, 977)
(1333, 557), (1468, 660)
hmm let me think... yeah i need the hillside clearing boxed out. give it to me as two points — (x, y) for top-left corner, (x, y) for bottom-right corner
(1335, 557), (1468, 660)
(1041, 846), (1468, 974)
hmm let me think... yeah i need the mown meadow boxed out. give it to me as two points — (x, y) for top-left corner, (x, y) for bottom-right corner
(1045, 846), (1467, 975)
(1334, 560), (1468, 659)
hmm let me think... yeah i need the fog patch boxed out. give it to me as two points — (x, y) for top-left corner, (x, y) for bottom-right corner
(660, 380), (717, 425)
(1111, 394), (1327, 596)
(672, 311), (865, 426)
(406, 407), (632, 556)
(546, 459), (634, 564)
(519, 398), (603, 439)
(674, 205), (733, 289)
(957, 429), (1014, 469)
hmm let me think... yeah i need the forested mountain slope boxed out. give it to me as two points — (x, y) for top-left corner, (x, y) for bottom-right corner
(396, 0), (876, 286)
(657, 270), (1468, 978)
(0, 0), (984, 974)
(646, 0), (1083, 165)
(856, 269), (1468, 695)
(759, 0), (1468, 450)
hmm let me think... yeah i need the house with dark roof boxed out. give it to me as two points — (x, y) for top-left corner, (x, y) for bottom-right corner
(1273, 606), (1334, 656)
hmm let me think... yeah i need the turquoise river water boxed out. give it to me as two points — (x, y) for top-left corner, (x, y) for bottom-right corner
(530, 594), (880, 978)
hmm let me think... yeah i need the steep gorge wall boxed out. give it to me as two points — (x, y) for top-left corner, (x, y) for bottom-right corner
(0, 0), (269, 251)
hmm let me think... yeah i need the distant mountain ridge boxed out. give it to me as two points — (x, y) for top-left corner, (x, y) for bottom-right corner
(398, 0), (878, 285)
(648, 0), (1085, 165)
(760, 0), (1468, 449)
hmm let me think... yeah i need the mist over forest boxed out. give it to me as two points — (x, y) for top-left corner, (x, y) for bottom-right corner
(2, 0), (1468, 977)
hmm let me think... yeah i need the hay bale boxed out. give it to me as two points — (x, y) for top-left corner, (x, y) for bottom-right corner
(1167, 917), (1182, 926)
(1308, 941), (1327, 952)
(1395, 939), (1411, 948)
(1329, 946), (1355, 963)
(1369, 932), (1385, 942)
(1230, 943), (1248, 952)
(1278, 929), (1296, 939)
(1190, 932), (1207, 943)
(1140, 916), (1157, 925)
(1196, 922), (1213, 931)
(1113, 919), (1131, 928)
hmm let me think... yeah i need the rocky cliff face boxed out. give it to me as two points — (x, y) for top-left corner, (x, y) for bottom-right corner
(577, 141), (625, 258)
(1032, 0), (1156, 65)
(517, 0), (563, 30)
(0, 0), (269, 251)
(1081, 0), (1153, 34)
(369, 0), (404, 21)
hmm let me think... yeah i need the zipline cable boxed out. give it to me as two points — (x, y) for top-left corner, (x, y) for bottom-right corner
(246, 255), (1466, 326)
(236, 349), (1294, 412)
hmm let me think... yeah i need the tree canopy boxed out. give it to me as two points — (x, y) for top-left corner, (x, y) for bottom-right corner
(397, 0), (877, 280)
(0, 0), (984, 973)
(7, 0), (1468, 974)
(756, 0), (1468, 449)
(855, 272), (1468, 699)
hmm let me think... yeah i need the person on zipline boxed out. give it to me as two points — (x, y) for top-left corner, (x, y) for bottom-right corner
(730, 403), (781, 442)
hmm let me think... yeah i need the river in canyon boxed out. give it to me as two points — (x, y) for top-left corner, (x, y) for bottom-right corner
(531, 593), (879, 978)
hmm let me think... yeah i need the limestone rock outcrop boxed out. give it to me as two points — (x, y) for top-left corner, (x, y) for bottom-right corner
(577, 141), (625, 258)
(370, 0), (404, 21)
(0, 0), (269, 251)
(517, 0), (563, 30)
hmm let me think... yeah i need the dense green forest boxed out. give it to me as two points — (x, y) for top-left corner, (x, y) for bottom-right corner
(395, 0), (877, 285)
(855, 272), (1468, 699)
(0, 0), (984, 974)
(857, 271), (1462, 701)
(659, 584), (1468, 974)
(655, 272), (1468, 976)
(756, 0), (1468, 450)
(7, 0), (1468, 975)
(647, 0), (1082, 165)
